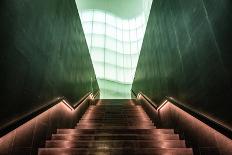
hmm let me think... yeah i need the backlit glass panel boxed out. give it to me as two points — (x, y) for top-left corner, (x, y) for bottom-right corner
(78, 6), (152, 98)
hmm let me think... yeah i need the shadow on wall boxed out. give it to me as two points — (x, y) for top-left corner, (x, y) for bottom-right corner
(0, 0), (98, 129)
(132, 0), (232, 128)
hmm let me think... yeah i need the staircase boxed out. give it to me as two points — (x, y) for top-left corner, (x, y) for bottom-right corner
(39, 99), (193, 155)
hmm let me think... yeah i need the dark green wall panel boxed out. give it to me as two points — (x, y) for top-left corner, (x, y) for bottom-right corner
(0, 0), (98, 127)
(132, 0), (232, 127)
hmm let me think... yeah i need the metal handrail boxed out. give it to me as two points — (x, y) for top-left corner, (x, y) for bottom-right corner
(132, 90), (232, 139)
(93, 90), (100, 99)
(0, 91), (98, 138)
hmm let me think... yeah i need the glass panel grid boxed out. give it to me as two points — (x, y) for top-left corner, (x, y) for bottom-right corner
(79, 9), (148, 99)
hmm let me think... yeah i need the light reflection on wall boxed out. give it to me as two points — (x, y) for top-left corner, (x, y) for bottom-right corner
(79, 7), (151, 99)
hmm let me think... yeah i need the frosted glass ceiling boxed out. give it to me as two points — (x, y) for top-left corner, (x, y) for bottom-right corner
(75, 0), (153, 98)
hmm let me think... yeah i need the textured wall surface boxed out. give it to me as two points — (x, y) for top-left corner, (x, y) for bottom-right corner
(132, 0), (232, 127)
(0, 0), (98, 128)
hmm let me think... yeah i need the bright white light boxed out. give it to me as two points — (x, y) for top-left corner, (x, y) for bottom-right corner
(79, 9), (149, 98)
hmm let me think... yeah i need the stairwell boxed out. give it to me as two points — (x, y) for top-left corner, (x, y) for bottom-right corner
(38, 99), (193, 155)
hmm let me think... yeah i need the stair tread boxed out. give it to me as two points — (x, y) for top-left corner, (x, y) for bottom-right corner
(57, 128), (174, 134)
(53, 133), (178, 136)
(45, 139), (187, 148)
(38, 148), (193, 155)
(51, 134), (179, 140)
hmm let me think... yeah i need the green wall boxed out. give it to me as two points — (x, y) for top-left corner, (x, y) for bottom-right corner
(0, 0), (98, 127)
(132, 0), (232, 128)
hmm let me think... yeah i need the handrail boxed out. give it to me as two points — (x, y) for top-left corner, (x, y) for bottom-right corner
(138, 91), (158, 109)
(166, 96), (232, 140)
(72, 92), (92, 108)
(132, 90), (232, 140)
(131, 90), (137, 98)
(93, 90), (100, 99)
(0, 91), (98, 138)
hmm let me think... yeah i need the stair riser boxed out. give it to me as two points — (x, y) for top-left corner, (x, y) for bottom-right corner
(75, 127), (157, 129)
(76, 124), (154, 127)
(81, 115), (149, 117)
(51, 136), (180, 141)
(80, 118), (151, 120)
(79, 119), (152, 121)
(57, 130), (174, 134)
(45, 140), (186, 148)
(78, 120), (153, 123)
(76, 123), (154, 126)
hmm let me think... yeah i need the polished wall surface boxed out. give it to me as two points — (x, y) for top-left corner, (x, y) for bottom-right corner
(159, 102), (232, 155)
(138, 95), (232, 154)
(0, 98), (92, 155)
(132, 0), (232, 127)
(0, 0), (98, 128)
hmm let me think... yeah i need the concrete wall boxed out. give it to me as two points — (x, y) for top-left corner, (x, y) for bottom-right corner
(0, 0), (98, 128)
(132, 0), (232, 128)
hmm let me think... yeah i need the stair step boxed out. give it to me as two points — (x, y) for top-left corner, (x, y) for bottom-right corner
(78, 120), (153, 122)
(51, 134), (179, 140)
(45, 140), (186, 148)
(79, 119), (152, 122)
(38, 148), (193, 155)
(80, 118), (151, 120)
(77, 123), (154, 126)
(87, 108), (144, 109)
(87, 111), (146, 113)
(57, 128), (174, 134)
(78, 121), (152, 123)
(83, 111), (146, 113)
(80, 117), (149, 120)
(81, 115), (148, 118)
(75, 125), (156, 129)
(76, 123), (154, 126)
